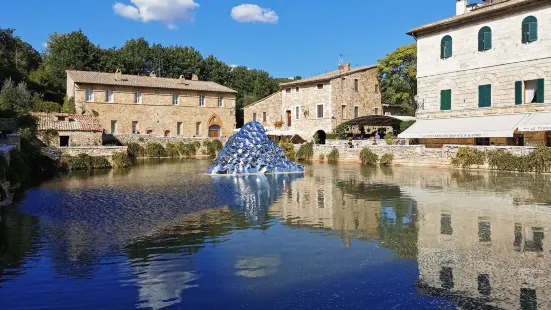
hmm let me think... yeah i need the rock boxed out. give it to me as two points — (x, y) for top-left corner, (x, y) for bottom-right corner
(206, 122), (305, 175)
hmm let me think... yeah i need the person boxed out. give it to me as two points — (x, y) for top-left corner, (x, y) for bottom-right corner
(375, 133), (381, 140)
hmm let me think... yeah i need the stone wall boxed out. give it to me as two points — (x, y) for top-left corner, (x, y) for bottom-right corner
(416, 2), (551, 115)
(243, 92), (282, 128)
(40, 131), (102, 147)
(41, 146), (128, 163)
(112, 134), (227, 147)
(73, 84), (236, 137)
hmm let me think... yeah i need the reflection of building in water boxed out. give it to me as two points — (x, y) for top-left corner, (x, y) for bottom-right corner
(415, 190), (551, 310)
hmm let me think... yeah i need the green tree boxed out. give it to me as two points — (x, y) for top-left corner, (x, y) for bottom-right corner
(200, 55), (230, 85)
(0, 28), (41, 85)
(377, 43), (417, 115)
(0, 78), (32, 115)
(115, 38), (152, 75)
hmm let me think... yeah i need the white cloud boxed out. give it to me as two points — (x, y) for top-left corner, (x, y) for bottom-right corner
(231, 4), (279, 24)
(113, 0), (200, 29)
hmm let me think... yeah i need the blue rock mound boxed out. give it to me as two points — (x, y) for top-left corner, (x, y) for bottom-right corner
(206, 122), (305, 175)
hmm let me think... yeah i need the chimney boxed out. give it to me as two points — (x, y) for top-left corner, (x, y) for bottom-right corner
(338, 64), (345, 71)
(192, 74), (198, 81)
(179, 75), (186, 80)
(114, 69), (122, 81)
(344, 63), (351, 72)
(456, 0), (467, 15)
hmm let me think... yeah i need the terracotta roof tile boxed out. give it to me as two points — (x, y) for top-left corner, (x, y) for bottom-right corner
(279, 65), (378, 87)
(407, 0), (545, 36)
(67, 70), (237, 94)
(32, 113), (102, 132)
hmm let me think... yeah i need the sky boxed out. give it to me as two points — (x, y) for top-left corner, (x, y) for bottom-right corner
(0, 0), (456, 79)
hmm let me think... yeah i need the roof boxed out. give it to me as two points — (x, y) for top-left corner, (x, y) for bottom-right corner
(346, 115), (416, 127)
(279, 65), (378, 87)
(407, 0), (546, 36)
(32, 113), (103, 132)
(67, 70), (237, 94)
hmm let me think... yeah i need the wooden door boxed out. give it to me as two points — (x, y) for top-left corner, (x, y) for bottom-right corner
(209, 125), (220, 138)
(287, 111), (292, 127)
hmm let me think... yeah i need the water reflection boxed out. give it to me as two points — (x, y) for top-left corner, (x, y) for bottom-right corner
(1, 161), (551, 309)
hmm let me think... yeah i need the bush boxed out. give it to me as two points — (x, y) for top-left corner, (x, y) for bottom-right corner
(176, 142), (198, 157)
(61, 153), (112, 170)
(400, 120), (416, 133)
(385, 134), (396, 145)
(527, 145), (551, 173)
(40, 129), (59, 146)
(145, 143), (166, 158)
(90, 156), (111, 169)
(274, 120), (284, 128)
(165, 143), (180, 157)
(33, 100), (61, 113)
(327, 149), (339, 163)
(334, 123), (348, 139)
(486, 146), (551, 173)
(380, 153), (394, 165)
(360, 148), (378, 165)
(319, 154), (325, 162)
(126, 143), (145, 158)
(279, 139), (296, 161)
(62, 96), (76, 114)
(451, 147), (486, 168)
(296, 142), (314, 162)
(112, 152), (132, 168)
(7, 149), (30, 185)
(207, 139), (223, 156)
(326, 134), (339, 140)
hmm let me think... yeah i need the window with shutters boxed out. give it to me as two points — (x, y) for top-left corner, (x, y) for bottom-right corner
(478, 26), (492, 51)
(295, 106), (300, 120)
(86, 89), (94, 102)
(478, 84), (492, 108)
(199, 95), (205, 107)
(135, 91), (142, 104)
(317, 104), (324, 118)
(522, 16), (538, 44)
(173, 94), (179, 105)
(354, 106), (359, 118)
(106, 90), (114, 103)
(440, 89), (451, 111)
(517, 79), (545, 104)
(441, 35), (452, 59)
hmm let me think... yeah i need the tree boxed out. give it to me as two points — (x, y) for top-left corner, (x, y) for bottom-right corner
(115, 38), (152, 76)
(0, 28), (41, 85)
(377, 43), (417, 116)
(0, 78), (32, 115)
(200, 55), (230, 85)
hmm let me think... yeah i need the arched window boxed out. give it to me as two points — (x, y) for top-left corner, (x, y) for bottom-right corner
(441, 35), (452, 59)
(478, 26), (492, 51)
(522, 16), (538, 43)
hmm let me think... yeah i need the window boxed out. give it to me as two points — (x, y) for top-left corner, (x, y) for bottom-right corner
(375, 84), (379, 93)
(440, 89), (452, 110)
(478, 274), (491, 296)
(354, 106), (359, 119)
(478, 84), (492, 108)
(173, 94), (179, 105)
(295, 87), (299, 92)
(522, 16), (538, 44)
(286, 88), (291, 93)
(354, 79), (359, 92)
(478, 218), (491, 243)
(440, 267), (454, 289)
(111, 120), (117, 134)
(177, 122), (183, 136)
(441, 35), (453, 59)
(295, 106), (300, 120)
(520, 288), (537, 310)
(317, 104), (324, 118)
(253, 113), (257, 122)
(342, 105), (346, 119)
(106, 90), (113, 103)
(317, 84), (324, 90)
(85, 88), (94, 102)
(135, 91), (142, 104)
(195, 122), (201, 136)
(516, 79), (544, 104)
(57, 116), (66, 121)
(478, 26), (492, 51)
(440, 214), (452, 235)
(199, 95), (205, 107)
(262, 112), (267, 122)
(476, 138), (490, 146)
(524, 227), (544, 252)
(131, 121), (138, 133)
(374, 107), (379, 115)
(218, 96), (223, 107)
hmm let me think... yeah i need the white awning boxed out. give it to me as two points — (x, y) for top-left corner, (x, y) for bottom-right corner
(398, 114), (529, 139)
(518, 112), (551, 132)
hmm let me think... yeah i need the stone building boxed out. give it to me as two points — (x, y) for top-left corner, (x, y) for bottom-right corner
(33, 112), (102, 146)
(401, 0), (551, 148)
(66, 70), (237, 138)
(244, 63), (382, 142)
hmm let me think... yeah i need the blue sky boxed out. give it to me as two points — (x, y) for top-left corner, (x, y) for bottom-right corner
(1, 0), (455, 78)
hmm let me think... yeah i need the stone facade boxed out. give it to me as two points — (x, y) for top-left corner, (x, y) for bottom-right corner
(244, 65), (382, 138)
(243, 92), (282, 129)
(53, 131), (102, 147)
(67, 72), (237, 138)
(41, 146), (127, 163)
(112, 134), (227, 147)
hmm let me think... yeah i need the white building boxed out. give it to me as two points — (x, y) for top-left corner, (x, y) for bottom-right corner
(400, 0), (551, 148)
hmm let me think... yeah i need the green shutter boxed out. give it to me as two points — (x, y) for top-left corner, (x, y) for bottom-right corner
(536, 79), (545, 103)
(479, 85), (491, 108)
(441, 36), (452, 59)
(529, 22), (538, 42)
(440, 90), (451, 110)
(478, 31), (484, 51)
(515, 81), (523, 105)
(486, 85), (492, 107)
(441, 39), (445, 59)
(446, 39), (452, 58)
(522, 22), (528, 43)
(479, 85), (484, 107)
(484, 32), (492, 50)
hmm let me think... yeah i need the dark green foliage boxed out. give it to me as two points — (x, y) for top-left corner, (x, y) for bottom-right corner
(334, 123), (348, 139)
(326, 134), (339, 140)
(32, 99), (61, 113)
(90, 156), (111, 169)
(487, 146), (551, 174)
(126, 143), (145, 158)
(62, 96), (76, 113)
(0, 78), (32, 114)
(399, 120), (416, 134)
(40, 129), (59, 146)
(176, 142), (198, 157)
(145, 143), (166, 158)
(0, 28), (41, 85)
(279, 140), (296, 161)
(360, 148), (378, 165)
(60, 153), (112, 170)
(112, 152), (132, 168)
(380, 153), (395, 165)
(165, 143), (180, 157)
(451, 147), (486, 168)
(296, 142), (314, 162)
(7, 149), (30, 185)
(207, 139), (223, 156)
(327, 149), (340, 163)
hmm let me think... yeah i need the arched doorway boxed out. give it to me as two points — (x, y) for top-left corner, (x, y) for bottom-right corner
(146, 129), (154, 135)
(286, 110), (292, 127)
(164, 130), (171, 137)
(209, 125), (221, 137)
(315, 130), (327, 145)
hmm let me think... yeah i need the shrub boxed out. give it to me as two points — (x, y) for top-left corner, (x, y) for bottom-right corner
(385, 134), (396, 145)
(62, 96), (76, 114)
(40, 129), (59, 146)
(7, 149), (30, 185)
(360, 148), (378, 165)
(138, 137), (145, 143)
(145, 143), (166, 158)
(400, 120), (416, 133)
(126, 143), (145, 158)
(33, 100), (61, 113)
(176, 142), (198, 157)
(274, 120), (284, 128)
(451, 147), (486, 168)
(90, 156), (111, 169)
(207, 139), (223, 156)
(165, 143), (180, 157)
(297, 142), (314, 162)
(112, 152), (132, 168)
(527, 145), (551, 174)
(334, 123), (348, 139)
(327, 149), (339, 163)
(380, 153), (394, 165)
(319, 154), (325, 162)
(279, 139), (296, 161)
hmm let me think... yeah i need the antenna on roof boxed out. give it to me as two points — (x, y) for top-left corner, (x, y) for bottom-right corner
(339, 53), (347, 66)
